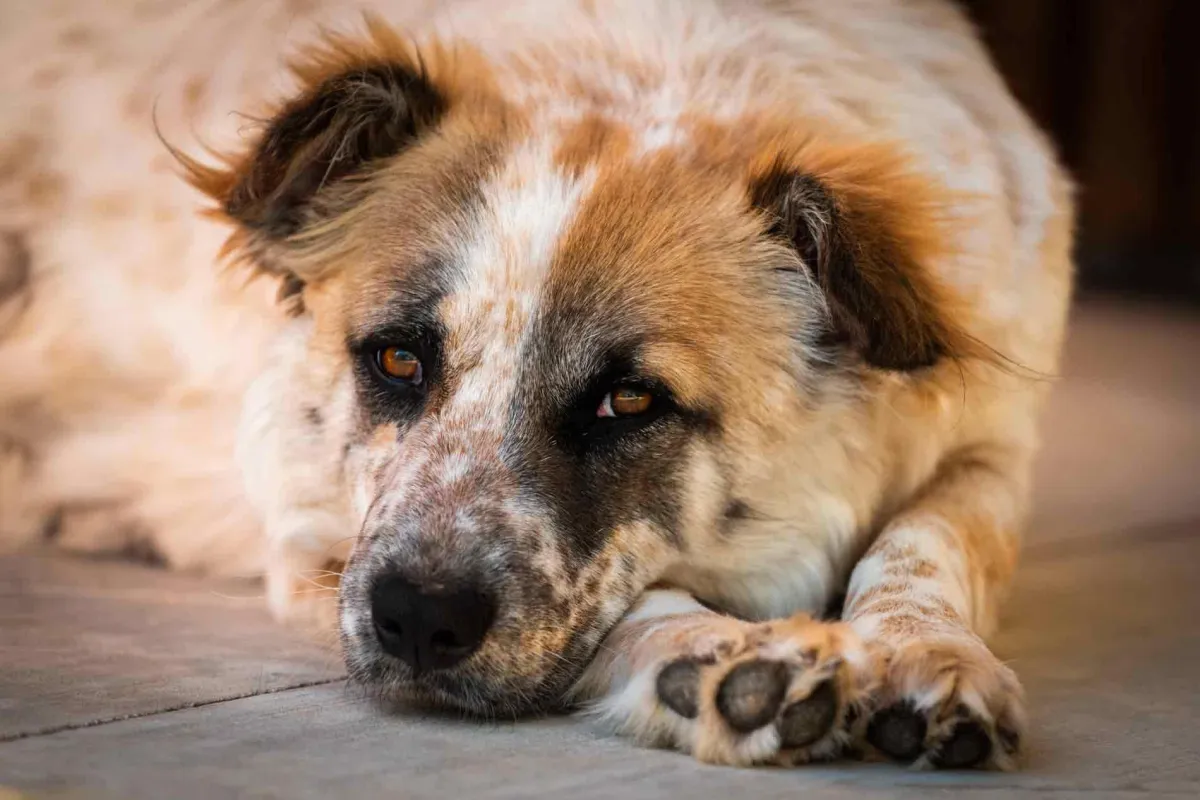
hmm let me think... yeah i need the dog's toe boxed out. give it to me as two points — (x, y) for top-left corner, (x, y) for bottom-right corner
(859, 639), (1026, 770)
(778, 679), (838, 747)
(656, 656), (703, 719)
(933, 719), (993, 769)
(715, 660), (789, 732)
(866, 703), (927, 762)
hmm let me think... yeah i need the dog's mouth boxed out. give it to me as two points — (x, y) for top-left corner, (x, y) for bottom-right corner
(342, 637), (595, 718)
(338, 578), (611, 717)
(348, 660), (571, 718)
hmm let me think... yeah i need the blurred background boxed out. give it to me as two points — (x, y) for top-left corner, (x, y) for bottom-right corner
(961, 0), (1200, 305)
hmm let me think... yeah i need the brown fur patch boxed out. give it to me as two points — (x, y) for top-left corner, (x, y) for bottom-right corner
(875, 611), (927, 638)
(545, 148), (789, 414)
(553, 114), (632, 179)
(847, 580), (913, 616)
(908, 559), (940, 579)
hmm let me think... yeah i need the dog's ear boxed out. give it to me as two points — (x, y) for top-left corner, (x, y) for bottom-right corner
(225, 63), (444, 241)
(176, 44), (448, 311)
(750, 158), (970, 372)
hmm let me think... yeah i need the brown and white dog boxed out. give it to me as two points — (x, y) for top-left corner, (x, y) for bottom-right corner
(0, 0), (1072, 770)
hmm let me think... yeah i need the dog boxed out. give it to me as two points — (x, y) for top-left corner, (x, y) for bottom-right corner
(0, 0), (1072, 770)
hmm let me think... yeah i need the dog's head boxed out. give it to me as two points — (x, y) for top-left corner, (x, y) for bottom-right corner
(189, 21), (980, 715)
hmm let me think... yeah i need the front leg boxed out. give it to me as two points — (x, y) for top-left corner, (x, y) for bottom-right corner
(846, 448), (1028, 770)
(572, 590), (875, 765)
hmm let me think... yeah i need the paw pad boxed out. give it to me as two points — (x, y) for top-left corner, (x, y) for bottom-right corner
(866, 703), (927, 761)
(656, 657), (702, 719)
(933, 720), (992, 769)
(867, 703), (997, 769)
(715, 660), (789, 732)
(778, 679), (838, 747)
(654, 653), (845, 756)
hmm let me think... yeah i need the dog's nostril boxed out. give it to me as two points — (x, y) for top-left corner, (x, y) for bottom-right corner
(370, 573), (495, 673)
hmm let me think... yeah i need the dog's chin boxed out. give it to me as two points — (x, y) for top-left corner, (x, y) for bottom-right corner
(345, 654), (577, 718)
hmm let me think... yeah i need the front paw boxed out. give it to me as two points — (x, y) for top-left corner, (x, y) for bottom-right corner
(592, 613), (874, 766)
(863, 637), (1026, 770)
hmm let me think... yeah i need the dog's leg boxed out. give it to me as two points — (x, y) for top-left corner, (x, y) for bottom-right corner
(572, 589), (876, 766)
(845, 449), (1027, 770)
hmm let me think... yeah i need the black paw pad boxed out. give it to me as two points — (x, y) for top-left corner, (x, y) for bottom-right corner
(867, 703), (927, 761)
(715, 660), (788, 733)
(656, 657), (702, 719)
(778, 679), (838, 748)
(933, 720), (993, 769)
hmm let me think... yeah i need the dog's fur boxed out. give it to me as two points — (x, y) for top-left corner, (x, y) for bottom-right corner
(0, 0), (1072, 770)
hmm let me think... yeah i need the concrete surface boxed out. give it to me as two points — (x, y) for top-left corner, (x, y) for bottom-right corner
(1, 300), (1198, 799)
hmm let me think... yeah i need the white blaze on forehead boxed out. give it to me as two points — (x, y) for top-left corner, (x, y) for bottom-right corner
(439, 140), (595, 431)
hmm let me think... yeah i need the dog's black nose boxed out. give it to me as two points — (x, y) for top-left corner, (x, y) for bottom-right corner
(370, 573), (495, 672)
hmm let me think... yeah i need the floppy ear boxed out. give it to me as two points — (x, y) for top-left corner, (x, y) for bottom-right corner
(176, 39), (448, 310)
(750, 159), (969, 371)
(225, 63), (444, 241)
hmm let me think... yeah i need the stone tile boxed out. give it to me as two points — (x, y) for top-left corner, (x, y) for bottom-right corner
(0, 555), (343, 740)
(1, 528), (1195, 799)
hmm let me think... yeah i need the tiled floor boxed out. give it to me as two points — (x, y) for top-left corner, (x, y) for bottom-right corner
(2, 300), (1198, 799)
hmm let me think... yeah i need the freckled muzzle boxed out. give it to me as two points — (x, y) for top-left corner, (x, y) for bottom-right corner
(334, 440), (616, 715)
(338, 520), (610, 715)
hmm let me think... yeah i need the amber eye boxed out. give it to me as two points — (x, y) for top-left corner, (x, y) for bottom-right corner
(598, 385), (654, 418)
(376, 347), (423, 384)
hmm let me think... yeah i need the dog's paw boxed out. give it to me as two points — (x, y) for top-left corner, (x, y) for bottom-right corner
(594, 612), (874, 766)
(862, 638), (1026, 770)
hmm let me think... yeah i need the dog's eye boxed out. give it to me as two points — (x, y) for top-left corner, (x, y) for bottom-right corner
(597, 385), (653, 418)
(375, 347), (423, 384)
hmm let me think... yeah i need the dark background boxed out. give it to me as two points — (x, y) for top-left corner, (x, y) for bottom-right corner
(959, 0), (1200, 305)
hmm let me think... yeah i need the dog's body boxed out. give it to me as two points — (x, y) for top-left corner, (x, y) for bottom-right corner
(1, 0), (1071, 770)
